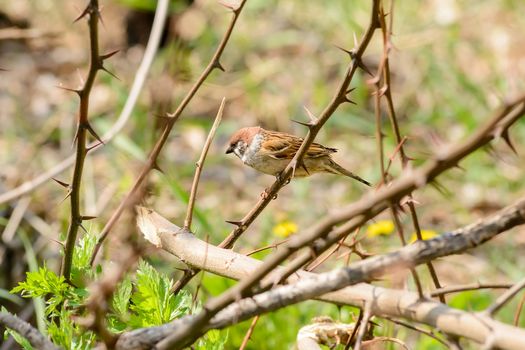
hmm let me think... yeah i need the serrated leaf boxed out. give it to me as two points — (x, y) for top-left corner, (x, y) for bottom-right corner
(129, 260), (192, 327)
(112, 277), (132, 317)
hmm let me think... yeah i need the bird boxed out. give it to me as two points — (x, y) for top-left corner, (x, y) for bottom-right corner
(226, 126), (371, 186)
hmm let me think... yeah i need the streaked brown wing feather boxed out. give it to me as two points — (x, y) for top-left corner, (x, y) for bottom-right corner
(262, 131), (337, 160)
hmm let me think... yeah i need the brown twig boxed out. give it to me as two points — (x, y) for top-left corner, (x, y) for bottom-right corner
(62, 0), (117, 281)
(0, 0), (169, 206)
(377, 0), (443, 301)
(484, 277), (525, 316)
(382, 316), (449, 347)
(89, 0), (248, 266)
(345, 309), (363, 350)
(239, 315), (260, 350)
(0, 311), (60, 350)
(353, 303), (372, 350)
(430, 282), (513, 297)
(183, 98), (226, 230)
(371, 12), (424, 298)
(513, 291), (525, 326)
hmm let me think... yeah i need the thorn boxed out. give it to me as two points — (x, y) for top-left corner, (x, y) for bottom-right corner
(79, 223), (89, 234)
(454, 163), (466, 172)
(86, 141), (104, 152)
(335, 45), (353, 57)
(100, 65), (120, 80)
(57, 85), (82, 96)
(291, 119), (314, 128)
(81, 215), (97, 221)
(301, 163), (310, 176)
(341, 96), (357, 105)
(303, 106), (319, 124)
(225, 220), (243, 227)
(100, 49), (120, 61)
(85, 123), (104, 145)
(501, 129), (518, 154)
(152, 161), (163, 173)
(52, 178), (70, 188)
(74, 5), (91, 23)
(346, 87), (356, 95)
(213, 60), (225, 72)
(353, 32), (359, 48)
(356, 58), (373, 76)
(59, 190), (72, 205)
(153, 113), (173, 122)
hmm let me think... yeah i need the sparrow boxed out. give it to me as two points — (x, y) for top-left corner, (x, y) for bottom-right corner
(226, 126), (371, 186)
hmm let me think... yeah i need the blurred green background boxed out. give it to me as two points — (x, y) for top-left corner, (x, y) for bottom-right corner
(1, 0), (525, 348)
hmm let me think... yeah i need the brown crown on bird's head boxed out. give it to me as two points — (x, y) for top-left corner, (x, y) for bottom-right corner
(226, 126), (260, 157)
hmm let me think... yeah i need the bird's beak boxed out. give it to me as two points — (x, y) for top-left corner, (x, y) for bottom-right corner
(225, 146), (233, 154)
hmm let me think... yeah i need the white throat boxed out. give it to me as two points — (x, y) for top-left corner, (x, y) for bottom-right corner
(242, 133), (263, 165)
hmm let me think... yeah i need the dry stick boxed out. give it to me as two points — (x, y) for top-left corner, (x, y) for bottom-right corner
(62, 0), (110, 281)
(378, 3), (445, 302)
(239, 315), (260, 350)
(0, 0), (169, 206)
(183, 98), (226, 229)
(484, 277), (525, 316)
(371, 26), (424, 298)
(513, 292), (525, 326)
(129, 197), (525, 350)
(353, 303), (372, 350)
(0, 312), (59, 350)
(211, 95), (525, 324)
(345, 308), (363, 350)
(382, 316), (449, 347)
(430, 283), (513, 297)
(171, 0), (381, 294)
(89, 0), (247, 266)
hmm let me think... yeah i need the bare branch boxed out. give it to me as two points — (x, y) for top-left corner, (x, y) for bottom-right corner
(484, 277), (525, 316)
(184, 98), (226, 230)
(62, 0), (105, 281)
(0, 312), (59, 350)
(353, 303), (372, 350)
(430, 282), (513, 297)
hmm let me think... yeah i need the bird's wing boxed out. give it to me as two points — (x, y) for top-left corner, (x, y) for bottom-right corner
(262, 132), (337, 160)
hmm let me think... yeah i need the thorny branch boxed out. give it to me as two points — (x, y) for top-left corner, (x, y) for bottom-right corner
(0, 0), (170, 205)
(89, 0), (248, 266)
(62, 0), (117, 281)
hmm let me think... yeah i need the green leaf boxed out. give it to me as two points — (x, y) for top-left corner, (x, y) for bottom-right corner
(11, 266), (72, 317)
(195, 329), (228, 350)
(112, 277), (132, 317)
(129, 260), (192, 327)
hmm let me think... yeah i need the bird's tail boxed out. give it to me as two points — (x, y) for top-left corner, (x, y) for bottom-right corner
(326, 160), (371, 186)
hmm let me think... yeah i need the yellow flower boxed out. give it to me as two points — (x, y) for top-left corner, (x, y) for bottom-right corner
(273, 220), (298, 238)
(410, 229), (438, 243)
(366, 220), (395, 238)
